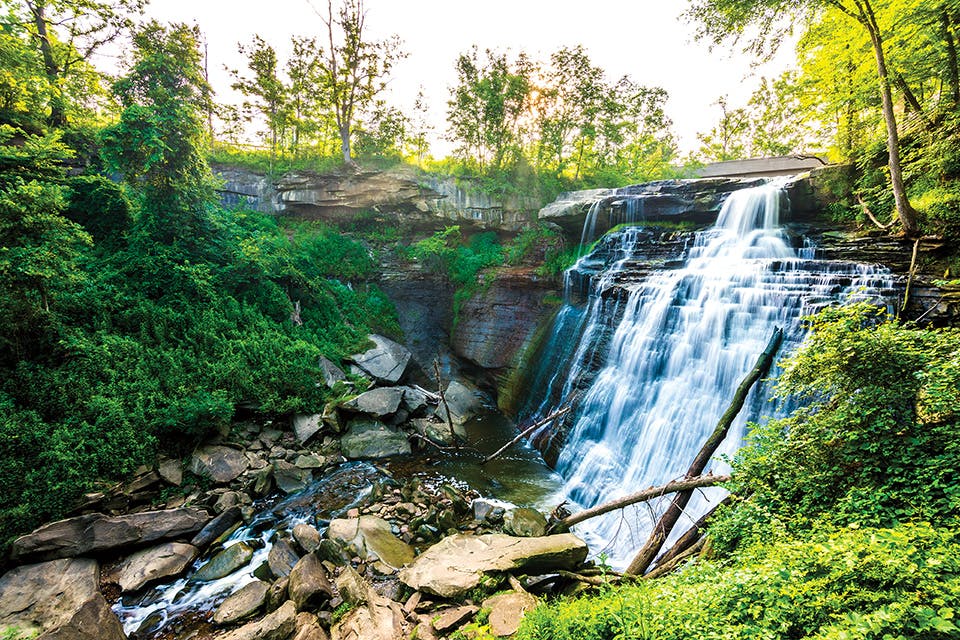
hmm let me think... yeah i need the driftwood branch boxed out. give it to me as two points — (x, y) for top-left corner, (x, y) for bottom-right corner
(900, 237), (921, 315)
(856, 194), (896, 231)
(552, 473), (731, 531)
(481, 406), (571, 465)
(625, 326), (783, 575)
(433, 359), (456, 447)
(644, 537), (707, 580)
(649, 495), (732, 572)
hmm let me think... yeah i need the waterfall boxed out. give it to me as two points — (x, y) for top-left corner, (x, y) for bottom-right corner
(531, 182), (895, 568)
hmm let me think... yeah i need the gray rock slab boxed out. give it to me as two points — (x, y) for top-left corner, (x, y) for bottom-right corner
(191, 506), (243, 550)
(0, 558), (125, 640)
(292, 414), (323, 444)
(12, 507), (210, 561)
(319, 356), (347, 388)
(344, 387), (404, 418)
(190, 445), (249, 484)
(341, 419), (411, 460)
(218, 599), (296, 640)
(267, 538), (301, 579)
(213, 580), (270, 625)
(191, 542), (255, 582)
(398, 533), (588, 599)
(435, 379), (481, 425)
(483, 591), (539, 637)
(107, 542), (198, 593)
(288, 553), (334, 610)
(503, 508), (548, 538)
(327, 516), (414, 571)
(349, 335), (412, 384)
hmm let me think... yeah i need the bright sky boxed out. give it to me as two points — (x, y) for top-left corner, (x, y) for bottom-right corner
(135, 0), (795, 155)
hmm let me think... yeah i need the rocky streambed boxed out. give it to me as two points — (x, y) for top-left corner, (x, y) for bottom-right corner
(0, 333), (583, 640)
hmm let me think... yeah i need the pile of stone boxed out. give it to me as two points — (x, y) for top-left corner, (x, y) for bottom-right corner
(0, 334), (584, 640)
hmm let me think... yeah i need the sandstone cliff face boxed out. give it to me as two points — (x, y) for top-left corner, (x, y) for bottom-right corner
(451, 268), (559, 371)
(213, 164), (541, 232)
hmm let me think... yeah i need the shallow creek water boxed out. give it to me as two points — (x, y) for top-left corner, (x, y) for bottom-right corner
(113, 410), (563, 638)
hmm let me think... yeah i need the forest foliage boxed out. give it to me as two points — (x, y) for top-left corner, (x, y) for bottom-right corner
(0, 5), (398, 546)
(517, 303), (960, 640)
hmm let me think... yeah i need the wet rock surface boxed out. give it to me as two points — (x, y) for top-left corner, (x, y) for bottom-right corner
(104, 542), (198, 593)
(0, 558), (125, 640)
(11, 507), (210, 561)
(398, 533), (589, 598)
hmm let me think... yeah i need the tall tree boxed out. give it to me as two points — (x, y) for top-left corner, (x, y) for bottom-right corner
(229, 35), (290, 156)
(446, 47), (531, 171)
(687, 0), (921, 236)
(696, 96), (751, 161)
(2, 0), (145, 127)
(534, 45), (605, 177)
(101, 21), (214, 251)
(316, 0), (404, 165)
(286, 35), (325, 153)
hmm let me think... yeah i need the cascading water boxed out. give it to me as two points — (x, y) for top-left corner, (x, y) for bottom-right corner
(528, 181), (896, 568)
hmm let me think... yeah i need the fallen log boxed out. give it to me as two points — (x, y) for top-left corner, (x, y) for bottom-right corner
(550, 473), (731, 531)
(644, 537), (706, 580)
(647, 495), (732, 573)
(625, 326), (783, 576)
(481, 406), (571, 465)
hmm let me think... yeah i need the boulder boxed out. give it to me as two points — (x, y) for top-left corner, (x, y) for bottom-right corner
(412, 418), (466, 446)
(294, 454), (325, 470)
(334, 566), (368, 606)
(272, 460), (312, 494)
(349, 335), (411, 384)
(215, 491), (244, 513)
(327, 516), (414, 571)
(292, 523), (322, 554)
(213, 580), (270, 625)
(157, 457), (183, 486)
(267, 538), (301, 579)
(288, 553), (334, 610)
(11, 507), (210, 561)
(340, 419), (411, 460)
(330, 584), (408, 640)
(190, 445), (249, 484)
(503, 508), (548, 538)
(218, 599), (296, 640)
(191, 506), (243, 550)
(344, 387), (404, 419)
(435, 380), (481, 425)
(106, 542), (198, 593)
(483, 591), (539, 637)
(432, 605), (478, 634)
(318, 356), (347, 388)
(398, 386), (428, 414)
(0, 558), (125, 640)
(398, 533), (588, 599)
(293, 612), (329, 640)
(191, 542), (255, 582)
(292, 414), (324, 445)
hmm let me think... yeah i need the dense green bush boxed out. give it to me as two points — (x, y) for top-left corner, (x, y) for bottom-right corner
(519, 523), (960, 640)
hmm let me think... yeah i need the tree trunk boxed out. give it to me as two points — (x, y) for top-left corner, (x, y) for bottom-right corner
(943, 11), (960, 107)
(551, 474), (731, 531)
(624, 327), (783, 576)
(861, 0), (920, 237)
(340, 124), (352, 164)
(29, 1), (66, 127)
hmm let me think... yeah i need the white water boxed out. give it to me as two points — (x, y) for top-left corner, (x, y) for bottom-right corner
(535, 183), (895, 567)
(113, 462), (378, 637)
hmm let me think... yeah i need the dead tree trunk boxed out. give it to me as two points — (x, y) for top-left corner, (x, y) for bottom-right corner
(643, 495), (733, 579)
(481, 406), (571, 465)
(625, 327), (783, 576)
(550, 473), (730, 531)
